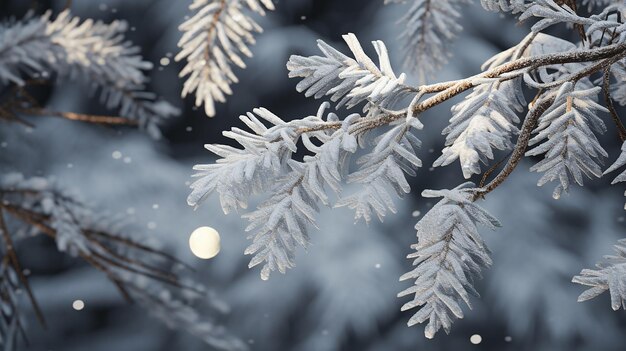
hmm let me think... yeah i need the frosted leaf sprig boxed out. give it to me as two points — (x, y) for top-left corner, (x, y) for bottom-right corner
(398, 183), (500, 338)
(433, 75), (526, 179)
(287, 33), (414, 110)
(526, 82), (608, 199)
(384, 0), (468, 83)
(573, 239), (626, 311)
(336, 117), (424, 223)
(176, 0), (275, 117)
(480, 0), (528, 12)
(243, 111), (361, 279)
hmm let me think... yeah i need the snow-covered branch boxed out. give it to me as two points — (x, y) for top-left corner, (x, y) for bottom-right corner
(190, 0), (626, 341)
(0, 173), (244, 350)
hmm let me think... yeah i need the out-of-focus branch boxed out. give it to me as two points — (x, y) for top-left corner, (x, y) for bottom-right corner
(21, 108), (139, 126)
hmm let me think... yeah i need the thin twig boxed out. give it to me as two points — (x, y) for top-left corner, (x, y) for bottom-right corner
(474, 97), (556, 200)
(479, 153), (511, 188)
(86, 230), (196, 271)
(21, 108), (139, 126)
(603, 67), (626, 142)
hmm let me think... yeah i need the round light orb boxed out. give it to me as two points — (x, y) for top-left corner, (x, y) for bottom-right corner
(470, 334), (482, 345)
(189, 226), (221, 259)
(72, 300), (85, 311)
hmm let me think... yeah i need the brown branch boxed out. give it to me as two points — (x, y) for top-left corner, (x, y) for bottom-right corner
(1, 203), (201, 294)
(473, 97), (556, 200)
(603, 67), (626, 142)
(20, 108), (139, 126)
(203, 0), (227, 64)
(412, 43), (626, 115)
(479, 153), (511, 188)
(85, 230), (196, 271)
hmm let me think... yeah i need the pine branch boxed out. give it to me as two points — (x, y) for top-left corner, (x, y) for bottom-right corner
(526, 82), (608, 199)
(0, 11), (179, 137)
(287, 33), (415, 110)
(0, 173), (244, 350)
(190, 3), (626, 341)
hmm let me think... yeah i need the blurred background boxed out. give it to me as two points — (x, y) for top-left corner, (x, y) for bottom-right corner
(1, 0), (626, 350)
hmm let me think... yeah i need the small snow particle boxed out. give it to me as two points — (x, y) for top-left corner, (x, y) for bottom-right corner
(72, 300), (85, 311)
